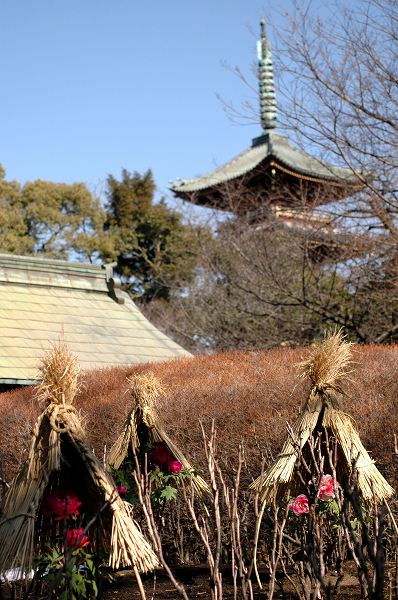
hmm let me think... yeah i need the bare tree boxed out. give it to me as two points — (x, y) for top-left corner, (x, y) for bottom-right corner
(272, 1), (398, 256)
(144, 1), (398, 352)
(143, 177), (397, 352)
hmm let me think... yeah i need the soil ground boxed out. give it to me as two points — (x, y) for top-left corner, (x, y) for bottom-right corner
(101, 564), (362, 599)
(0, 563), (375, 599)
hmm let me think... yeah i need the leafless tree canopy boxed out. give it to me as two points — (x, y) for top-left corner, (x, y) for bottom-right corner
(146, 0), (398, 352)
(143, 185), (396, 352)
(273, 0), (398, 238)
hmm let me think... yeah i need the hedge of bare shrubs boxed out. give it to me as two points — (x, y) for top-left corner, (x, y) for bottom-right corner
(0, 345), (397, 489)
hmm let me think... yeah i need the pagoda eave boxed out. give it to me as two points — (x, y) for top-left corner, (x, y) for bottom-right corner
(172, 157), (362, 215)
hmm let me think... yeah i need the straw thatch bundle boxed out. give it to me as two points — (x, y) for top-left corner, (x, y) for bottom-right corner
(0, 343), (158, 577)
(250, 331), (394, 504)
(108, 372), (209, 495)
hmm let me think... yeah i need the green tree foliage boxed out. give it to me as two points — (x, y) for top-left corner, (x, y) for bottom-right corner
(0, 165), (202, 305)
(104, 169), (200, 302)
(0, 167), (34, 255)
(20, 179), (113, 261)
(0, 166), (113, 262)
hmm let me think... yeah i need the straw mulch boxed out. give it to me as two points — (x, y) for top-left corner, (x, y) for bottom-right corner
(250, 331), (395, 504)
(108, 372), (210, 495)
(0, 343), (158, 577)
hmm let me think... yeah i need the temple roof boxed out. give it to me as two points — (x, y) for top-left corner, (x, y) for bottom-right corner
(170, 20), (360, 204)
(171, 130), (359, 196)
(0, 254), (190, 385)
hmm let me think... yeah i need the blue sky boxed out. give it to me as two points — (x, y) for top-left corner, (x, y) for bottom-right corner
(1, 1), (296, 204)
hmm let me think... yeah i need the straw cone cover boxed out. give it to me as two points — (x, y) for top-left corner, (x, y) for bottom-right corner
(0, 343), (158, 576)
(108, 372), (210, 495)
(251, 331), (394, 504)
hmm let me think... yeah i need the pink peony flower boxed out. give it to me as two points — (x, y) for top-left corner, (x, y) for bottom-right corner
(168, 460), (183, 475)
(42, 491), (81, 521)
(117, 484), (128, 495)
(289, 494), (310, 516)
(65, 528), (90, 549)
(317, 474), (339, 501)
(148, 443), (174, 468)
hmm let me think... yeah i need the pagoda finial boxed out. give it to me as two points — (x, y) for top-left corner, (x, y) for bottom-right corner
(257, 18), (277, 131)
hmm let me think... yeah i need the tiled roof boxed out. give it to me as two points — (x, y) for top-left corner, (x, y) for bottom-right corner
(170, 131), (359, 195)
(0, 254), (191, 385)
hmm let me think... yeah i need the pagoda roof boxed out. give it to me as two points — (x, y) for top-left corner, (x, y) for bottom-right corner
(0, 253), (191, 386)
(170, 131), (359, 198)
(171, 20), (362, 206)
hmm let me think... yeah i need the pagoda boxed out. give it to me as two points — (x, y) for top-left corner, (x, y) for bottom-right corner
(170, 21), (361, 225)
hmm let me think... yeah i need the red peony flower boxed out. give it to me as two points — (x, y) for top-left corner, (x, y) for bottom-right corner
(289, 494), (310, 516)
(117, 484), (128, 495)
(42, 491), (81, 520)
(317, 474), (339, 501)
(168, 460), (183, 475)
(65, 528), (90, 549)
(148, 443), (173, 468)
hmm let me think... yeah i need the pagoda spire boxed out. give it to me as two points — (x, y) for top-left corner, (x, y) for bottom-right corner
(257, 19), (277, 131)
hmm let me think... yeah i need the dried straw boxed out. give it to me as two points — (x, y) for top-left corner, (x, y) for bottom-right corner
(36, 340), (80, 407)
(108, 372), (210, 495)
(298, 330), (353, 392)
(0, 343), (158, 577)
(323, 409), (394, 503)
(251, 330), (394, 504)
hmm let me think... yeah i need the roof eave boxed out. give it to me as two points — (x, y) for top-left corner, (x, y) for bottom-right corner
(171, 158), (361, 202)
(0, 378), (38, 386)
(269, 158), (362, 187)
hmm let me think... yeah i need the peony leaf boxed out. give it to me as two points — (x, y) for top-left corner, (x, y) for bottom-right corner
(160, 485), (178, 501)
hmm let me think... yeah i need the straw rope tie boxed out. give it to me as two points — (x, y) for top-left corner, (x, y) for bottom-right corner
(0, 512), (35, 525)
(312, 386), (342, 409)
(142, 405), (156, 429)
(47, 404), (78, 434)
